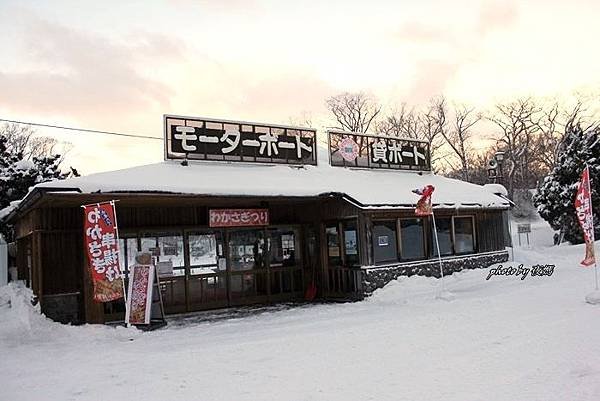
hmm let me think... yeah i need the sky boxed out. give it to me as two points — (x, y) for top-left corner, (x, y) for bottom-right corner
(1, 0), (599, 174)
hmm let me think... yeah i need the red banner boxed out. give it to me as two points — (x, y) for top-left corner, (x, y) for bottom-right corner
(83, 201), (124, 302)
(575, 166), (596, 266)
(209, 208), (269, 227)
(413, 185), (435, 216)
(126, 264), (154, 325)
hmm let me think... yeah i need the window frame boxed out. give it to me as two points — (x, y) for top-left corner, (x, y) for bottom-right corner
(451, 215), (477, 255)
(325, 218), (361, 267)
(397, 217), (427, 261)
(429, 216), (454, 258)
(371, 219), (399, 265)
(341, 219), (361, 267)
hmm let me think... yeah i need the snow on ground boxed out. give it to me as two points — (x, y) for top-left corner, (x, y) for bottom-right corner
(2, 220), (600, 401)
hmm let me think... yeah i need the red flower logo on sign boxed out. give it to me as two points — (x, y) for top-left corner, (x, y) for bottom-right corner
(338, 137), (359, 162)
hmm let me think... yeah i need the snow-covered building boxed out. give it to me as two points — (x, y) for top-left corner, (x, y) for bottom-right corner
(6, 116), (511, 324)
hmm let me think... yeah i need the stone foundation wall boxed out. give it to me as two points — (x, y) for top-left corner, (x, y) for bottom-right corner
(362, 250), (509, 294)
(41, 292), (82, 324)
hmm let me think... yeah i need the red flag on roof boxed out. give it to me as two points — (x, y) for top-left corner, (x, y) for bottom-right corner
(413, 185), (435, 216)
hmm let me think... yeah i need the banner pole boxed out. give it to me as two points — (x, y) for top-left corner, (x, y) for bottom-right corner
(431, 209), (446, 293)
(110, 200), (130, 327)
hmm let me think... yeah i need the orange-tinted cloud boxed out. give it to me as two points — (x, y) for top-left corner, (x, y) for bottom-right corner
(0, 14), (183, 125)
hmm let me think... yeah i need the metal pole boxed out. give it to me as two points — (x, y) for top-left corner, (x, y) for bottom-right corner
(585, 164), (598, 290)
(110, 200), (130, 326)
(431, 209), (446, 293)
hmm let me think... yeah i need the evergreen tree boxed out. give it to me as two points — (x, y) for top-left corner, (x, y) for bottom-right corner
(533, 123), (600, 243)
(0, 134), (74, 240)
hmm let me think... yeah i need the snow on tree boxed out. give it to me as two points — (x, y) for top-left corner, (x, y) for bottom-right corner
(533, 123), (599, 243)
(0, 125), (77, 240)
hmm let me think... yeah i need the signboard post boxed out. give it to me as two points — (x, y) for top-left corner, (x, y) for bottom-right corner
(517, 223), (531, 247)
(125, 252), (167, 327)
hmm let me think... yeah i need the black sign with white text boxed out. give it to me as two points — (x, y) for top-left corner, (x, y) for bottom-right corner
(328, 130), (431, 171)
(164, 115), (317, 165)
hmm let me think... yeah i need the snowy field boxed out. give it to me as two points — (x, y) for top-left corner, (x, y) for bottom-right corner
(2, 219), (600, 401)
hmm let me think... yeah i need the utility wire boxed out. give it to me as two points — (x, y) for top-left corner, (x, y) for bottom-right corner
(0, 118), (162, 140)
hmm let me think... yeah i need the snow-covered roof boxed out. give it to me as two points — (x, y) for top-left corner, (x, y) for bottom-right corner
(32, 157), (510, 210)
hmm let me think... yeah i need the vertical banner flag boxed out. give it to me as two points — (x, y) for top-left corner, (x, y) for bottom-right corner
(575, 166), (596, 267)
(83, 201), (124, 302)
(413, 185), (435, 216)
(126, 261), (155, 325)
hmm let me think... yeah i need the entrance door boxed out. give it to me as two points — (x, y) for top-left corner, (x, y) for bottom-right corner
(227, 229), (269, 306)
(141, 232), (186, 314)
(266, 227), (304, 301)
(186, 230), (228, 310)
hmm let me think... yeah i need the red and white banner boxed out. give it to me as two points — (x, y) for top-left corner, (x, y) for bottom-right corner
(413, 185), (435, 216)
(83, 201), (124, 302)
(209, 208), (269, 227)
(125, 263), (154, 325)
(575, 166), (596, 266)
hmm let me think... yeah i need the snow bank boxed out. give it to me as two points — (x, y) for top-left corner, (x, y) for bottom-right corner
(3, 220), (600, 401)
(0, 282), (139, 347)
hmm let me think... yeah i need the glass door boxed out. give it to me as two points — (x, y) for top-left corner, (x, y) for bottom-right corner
(227, 229), (268, 305)
(141, 231), (186, 314)
(267, 227), (303, 300)
(186, 230), (228, 310)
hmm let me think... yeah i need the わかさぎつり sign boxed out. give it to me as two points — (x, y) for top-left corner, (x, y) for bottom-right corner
(209, 209), (269, 228)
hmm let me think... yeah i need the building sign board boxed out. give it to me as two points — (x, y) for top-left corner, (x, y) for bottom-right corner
(209, 208), (269, 228)
(328, 130), (431, 171)
(165, 115), (317, 165)
(517, 223), (531, 234)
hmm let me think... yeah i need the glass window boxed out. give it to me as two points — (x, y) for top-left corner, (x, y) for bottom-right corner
(126, 238), (138, 268)
(188, 232), (225, 275)
(118, 237), (138, 275)
(229, 229), (265, 271)
(454, 216), (475, 254)
(326, 225), (341, 266)
(431, 218), (453, 257)
(372, 221), (398, 264)
(118, 238), (126, 274)
(400, 218), (425, 260)
(141, 232), (185, 276)
(268, 228), (300, 267)
(343, 220), (360, 266)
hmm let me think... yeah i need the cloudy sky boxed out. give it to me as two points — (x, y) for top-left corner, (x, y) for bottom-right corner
(1, 0), (599, 174)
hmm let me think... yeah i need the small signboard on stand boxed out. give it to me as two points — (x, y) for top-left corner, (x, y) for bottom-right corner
(517, 223), (531, 247)
(125, 252), (167, 330)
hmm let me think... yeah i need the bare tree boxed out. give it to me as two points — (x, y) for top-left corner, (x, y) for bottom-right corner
(326, 92), (381, 134)
(288, 111), (314, 128)
(1, 122), (72, 163)
(439, 103), (481, 182)
(533, 101), (561, 172)
(376, 98), (446, 170)
(488, 98), (541, 197)
(376, 103), (420, 138)
(1, 123), (35, 155)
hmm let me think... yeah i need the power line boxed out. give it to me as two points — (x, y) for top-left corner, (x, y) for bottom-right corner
(0, 118), (163, 140)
